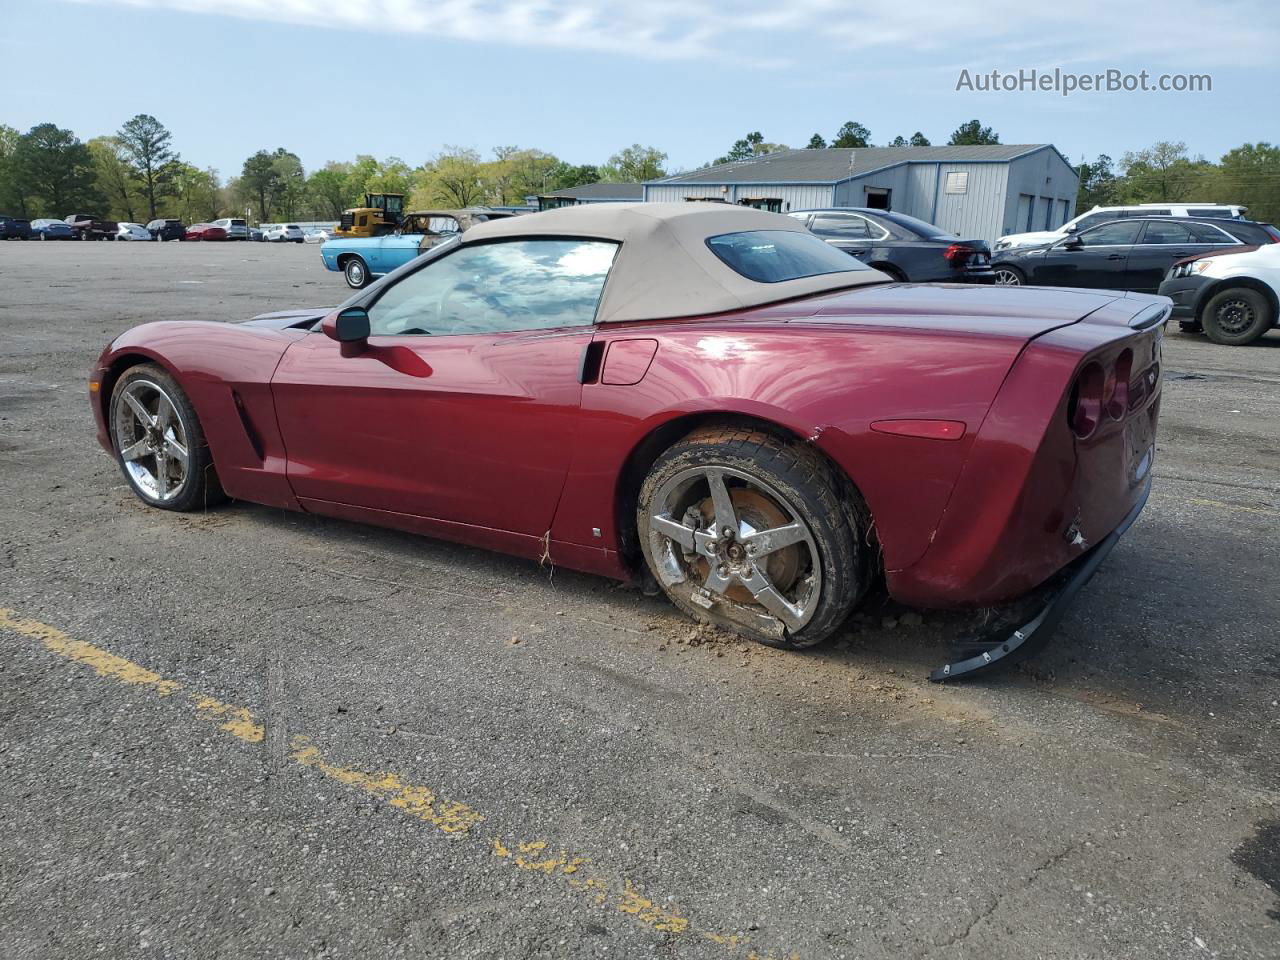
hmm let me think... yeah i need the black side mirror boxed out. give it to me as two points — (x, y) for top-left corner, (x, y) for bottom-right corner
(322, 306), (371, 355)
(334, 306), (370, 342)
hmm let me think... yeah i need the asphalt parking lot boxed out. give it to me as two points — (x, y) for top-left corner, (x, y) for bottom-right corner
(1, 240), (1277, 959)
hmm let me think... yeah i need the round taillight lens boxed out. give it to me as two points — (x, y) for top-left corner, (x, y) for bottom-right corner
(1069, 362), (1105, 438)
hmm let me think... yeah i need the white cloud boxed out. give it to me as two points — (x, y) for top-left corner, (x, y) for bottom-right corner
(73, 0), (1279, 66)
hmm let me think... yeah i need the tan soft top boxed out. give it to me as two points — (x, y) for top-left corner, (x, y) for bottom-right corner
(461, 202), (885, 323)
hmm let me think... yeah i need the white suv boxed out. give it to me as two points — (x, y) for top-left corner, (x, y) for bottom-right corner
(263, 224), (304, 243)
(997, 203), (1249, 251)
(212, 217), (250, 241)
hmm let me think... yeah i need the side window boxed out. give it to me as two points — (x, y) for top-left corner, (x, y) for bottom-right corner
(1186, 222), (1236, 243)
(811, 214), (871, 239)
(1073, 213), (1110, 231)
(427, 216), (461, 234)
(367, 239), (618, 337)
(1076, 222), (1142, 246)
(1140, 222), (1193, 244)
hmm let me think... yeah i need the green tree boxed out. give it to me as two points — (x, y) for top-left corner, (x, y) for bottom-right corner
(11, 123), (102, 217)
(269, 149), (306, 220)
(1076, 154), (1118, 210)
(1213, 142), (1280, 225)
(0, 124), (26, 214)
(89, 136), (141, 222)
(947, 120), (999, 145)
(306, 163), (353, 219)
(806, 133), (826, 149)
(239, 150), (279, 220)
(600, 144), (667, 182)
(715, 132), (764, 165)
(908, 132), (931, 146)
(172, 163), (221, 222)
(831, 122), (871, 148)
(1118, 141), (1211, 202)
(415, 147), (487, 208)
(117, 114), (177, 219)
(549, 163), (600, 191)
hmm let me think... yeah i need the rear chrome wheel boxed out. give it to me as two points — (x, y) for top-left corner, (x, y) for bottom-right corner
(638, 426), (872, 647)
(109, 364), (225, 511)
(993, 266), (1023, 286)
(343, 256), (370, 289)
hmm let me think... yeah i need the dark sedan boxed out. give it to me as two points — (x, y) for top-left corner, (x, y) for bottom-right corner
(789, 208), (994, 283)
(31, 218), (75, 240)
(0, 216), (33, 240)
(147, 218), (187, 241)
(992, 217), (1275, 292)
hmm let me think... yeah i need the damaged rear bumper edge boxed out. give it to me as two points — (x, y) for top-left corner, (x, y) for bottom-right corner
(929, 476), (1153, 683)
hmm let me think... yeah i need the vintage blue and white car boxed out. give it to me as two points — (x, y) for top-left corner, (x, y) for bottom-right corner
(320, 209), (515, 288)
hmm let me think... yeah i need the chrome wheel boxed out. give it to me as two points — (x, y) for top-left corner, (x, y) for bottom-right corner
(993, 267), (1022, 286)
(344, 258), (367, 288)
(1214, 298), (1255, 336)
(112, 379), (190, 502)
(645, 465), (821, 632)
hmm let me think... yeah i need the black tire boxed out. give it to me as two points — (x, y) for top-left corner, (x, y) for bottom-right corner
(871, 263), (907, 282)
(993, 264), (1025, 286)
(1201, 288), (1273, 346)
(109, 363), (226, 512)
(343, 256), (371, 289)
(637, 425), (873, 649)
(1177, 321), (1202, 334)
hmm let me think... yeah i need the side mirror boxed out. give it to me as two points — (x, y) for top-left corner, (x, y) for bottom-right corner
(1064, 224), (1078, 234)
(322, 306), (371, 355)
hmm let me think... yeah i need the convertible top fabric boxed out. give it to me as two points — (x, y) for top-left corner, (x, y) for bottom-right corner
(461, 202), (887, 323)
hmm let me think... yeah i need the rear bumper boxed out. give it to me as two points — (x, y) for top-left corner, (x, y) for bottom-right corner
(930, 475), (1150, 681)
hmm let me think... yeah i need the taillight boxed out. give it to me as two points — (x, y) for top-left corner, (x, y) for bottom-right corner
(943, 243), (975, 267)
(1109, 349), (1132, 418)
(1067, 362), (1105, 438)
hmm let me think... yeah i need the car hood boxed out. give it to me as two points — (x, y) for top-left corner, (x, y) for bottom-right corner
(240, 307), (333, 330)
(758, 282), (1152, 340)
(997, 230), (1063, 248)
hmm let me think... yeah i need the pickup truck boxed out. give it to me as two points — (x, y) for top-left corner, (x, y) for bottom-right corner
(65, 213), (120, 241)
(319, 208), (513, 288)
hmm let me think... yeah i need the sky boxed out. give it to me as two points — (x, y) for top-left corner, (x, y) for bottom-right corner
(3, 0), (1278, 179)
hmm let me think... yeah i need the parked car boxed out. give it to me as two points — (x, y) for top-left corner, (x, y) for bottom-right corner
(1159, 242), (1280, 345)
(996, 202), (1249, 251)
(991, 217), (1271, 292)
(303, 228), (331, 244)
(789, 208), (994, 283)
(248, 227), (264, 242)
(321, 209), (512, 288)
(213, 218), (250, 241)
(65, 213), (119, 241)
(31, 218), (74, 240)
(263, 224), (305, 243)
(0, 216), (33, 240)
(116, 222), (152, 242)
(147, 218), (187, 241)
(89, 203), (1165, 681)
(185, 223), (227, 241)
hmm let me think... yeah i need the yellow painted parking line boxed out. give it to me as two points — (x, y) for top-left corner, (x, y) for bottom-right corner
(0, 607), (800, 960)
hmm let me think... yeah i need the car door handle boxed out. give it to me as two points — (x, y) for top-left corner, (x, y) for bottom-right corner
(1106, 254), (1125, 260)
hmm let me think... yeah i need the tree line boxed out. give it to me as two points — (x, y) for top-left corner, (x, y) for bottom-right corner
(0, 115), (668, 224)
(2, 114), (1278, 226)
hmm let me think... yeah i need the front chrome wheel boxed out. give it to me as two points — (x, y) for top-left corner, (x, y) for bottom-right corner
(993, 267), (1022, 286)
(344, 257), (368, 289)
(646, 465), (821, 633)
(112, 378), (190, 502)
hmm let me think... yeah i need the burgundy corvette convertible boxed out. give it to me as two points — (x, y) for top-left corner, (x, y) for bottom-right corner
(90, 204), (1164, 679)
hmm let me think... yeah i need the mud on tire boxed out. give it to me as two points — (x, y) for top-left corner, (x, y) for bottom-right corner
(637, 425), (874, 649)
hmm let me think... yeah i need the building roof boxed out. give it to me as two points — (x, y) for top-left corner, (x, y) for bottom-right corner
(651, 145), (1061, 185)
(462, 202), (884, 323)
(546, 181), (644, 200)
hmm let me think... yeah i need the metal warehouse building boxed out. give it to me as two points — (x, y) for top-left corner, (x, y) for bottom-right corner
(644, 145), (1079, 243)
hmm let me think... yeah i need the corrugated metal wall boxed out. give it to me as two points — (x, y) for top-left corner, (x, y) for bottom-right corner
(1001, 149), (1078, 238)
(833, 166), (911, 209)
(927, 163), (1010, 242)
(645, 183), (834, 211)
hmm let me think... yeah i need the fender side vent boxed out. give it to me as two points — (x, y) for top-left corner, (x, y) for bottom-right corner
(231, 389), (265, 462)
(578, 340), (606, 384)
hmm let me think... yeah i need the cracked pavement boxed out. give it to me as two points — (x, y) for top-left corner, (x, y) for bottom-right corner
(0, 241), (1277, 958)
